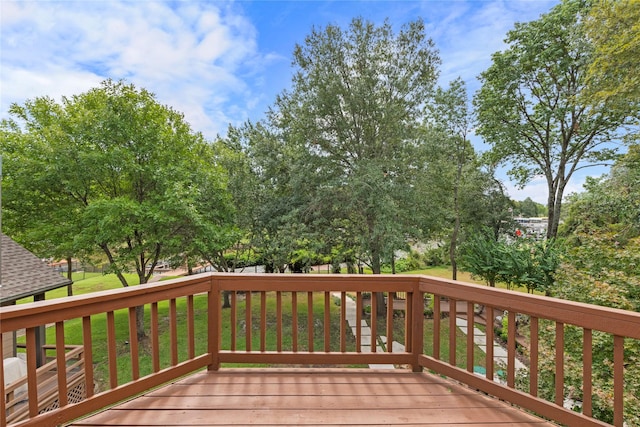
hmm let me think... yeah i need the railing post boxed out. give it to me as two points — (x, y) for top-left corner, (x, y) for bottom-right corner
(208, 276), (221, 371)
(411, 280), (424, 372)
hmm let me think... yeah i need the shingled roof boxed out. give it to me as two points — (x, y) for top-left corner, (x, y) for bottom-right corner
(0, 233), (72, 304)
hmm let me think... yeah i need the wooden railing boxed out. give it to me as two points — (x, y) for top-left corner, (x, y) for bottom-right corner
(4, 345), (85, 424)
(1, 273), (638, 427)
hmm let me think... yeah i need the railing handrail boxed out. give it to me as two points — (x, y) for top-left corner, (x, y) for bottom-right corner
(419, 275), (640, 339)
(0, 275), (212, 333)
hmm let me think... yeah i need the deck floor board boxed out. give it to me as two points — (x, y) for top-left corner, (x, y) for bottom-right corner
(69, 369), (555, 426)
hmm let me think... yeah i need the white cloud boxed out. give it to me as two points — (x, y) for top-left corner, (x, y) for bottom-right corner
(503, 176), (549, 204)
(503, 171), (603, 205)
(0, 1), (264, 137)
(431, 0), (557, 89)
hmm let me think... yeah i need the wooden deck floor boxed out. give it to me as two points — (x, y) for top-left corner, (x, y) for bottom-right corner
(69, 369), (556, 426)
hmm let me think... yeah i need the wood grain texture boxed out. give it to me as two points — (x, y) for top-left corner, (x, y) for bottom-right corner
(70, 369), (554, 426)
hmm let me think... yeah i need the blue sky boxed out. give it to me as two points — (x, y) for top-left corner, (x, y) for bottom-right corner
(2, 0), (599, 204)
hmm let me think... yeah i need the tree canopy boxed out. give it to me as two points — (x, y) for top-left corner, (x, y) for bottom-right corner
(269, 17), (442, 279)
(584, 0), (640, 108)
(1, 80), (236, 334)
(474, 0), (637, 238)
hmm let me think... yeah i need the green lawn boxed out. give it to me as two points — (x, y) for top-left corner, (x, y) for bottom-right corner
(17, 272), (139, 303)
(407, 266), (543, 295)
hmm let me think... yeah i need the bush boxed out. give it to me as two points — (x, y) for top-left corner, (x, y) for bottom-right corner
(423, 246), (448, 267)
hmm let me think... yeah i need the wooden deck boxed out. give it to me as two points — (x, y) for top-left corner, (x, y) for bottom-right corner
(69, 369), (555, 426)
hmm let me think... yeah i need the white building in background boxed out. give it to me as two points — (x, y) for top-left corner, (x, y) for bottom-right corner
(514, 217), (547, 239)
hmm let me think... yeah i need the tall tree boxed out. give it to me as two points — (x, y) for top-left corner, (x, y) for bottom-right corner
(474, 0), (636, 238)
(269, 17), (440, 314)
(1, 80), (235, 337)
(427, 78), (478, 279)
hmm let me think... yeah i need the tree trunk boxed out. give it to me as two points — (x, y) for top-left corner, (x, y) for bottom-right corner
(391, 254), (396, 274)
(135, 273), (148, 340)
(370, 245), (386, 317)
(135, 305), (146, 341)
(546, 181), (557, 239)
(546, 177), (566, 239)
(450, 157), (463, 281)
(450, 214), (460, 281)
(222, 291), (231, 308)
(66, 256), (73, 296)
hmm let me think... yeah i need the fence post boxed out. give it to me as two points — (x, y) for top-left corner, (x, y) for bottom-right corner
(411, 279), (424, 372)
(208, 275), (221, 371)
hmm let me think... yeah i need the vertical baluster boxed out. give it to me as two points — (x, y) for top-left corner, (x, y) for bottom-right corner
(260, 291), (267, 352)
(276, 291), (282, 352)
(486, 306), (494, 381)
(340, 292), (347, 352)
(245, 291), (252, 351)
(530, 316), (539, 397)
(187, 295), (195, 359)
(151, 302), (160, 372)
(411, 288), (425, 372)
(308, 291), (314, 352)
(466, 303), (474, 373)
(356, 292), (362, 352)
(613, 335), (624, 427)
(405, 291), (413, 352)
(324, 292), (331, 352)
(128, 307), (139, 380)
(582, 328), (592, 417)
(0, 335), (5, 418)
(106, 311), (117, 388)
(55, 321), (68, 407)
(169, 299), (178, 366)
(370, 292), (377, 353)
(26, 327), (38, 418)
(387, 291), (393, 353)
(209, 282), (221, 371)
(433, 296), (441, 360)
(292, 292), (298, 352)
(449, 298), (457, 366)
(230, 291), (237, 351)
(82, 316), (94, 398)
(555, 322), (564, 406)
(507, 311), (516, 388)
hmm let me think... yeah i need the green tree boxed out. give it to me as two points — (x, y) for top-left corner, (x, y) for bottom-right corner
(269, 18), (440, 314)
(502, 237), (561, 294)
(560, 144), (640, 307)
(474, 0), (636, 239)
(1, 109), (84, 294)
(1, 80), (235, 337)
(234, 121), (318, 274)
(458, 229), (506, 287)
(426, 78), (478, 280)
(540, 145), (640, 424)
(513, 197), (546, 218)
(584, 0), (640, 107)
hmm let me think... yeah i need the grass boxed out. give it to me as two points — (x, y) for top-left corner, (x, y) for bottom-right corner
(407, 266), (545, 295)
(18, 272), (139, 303)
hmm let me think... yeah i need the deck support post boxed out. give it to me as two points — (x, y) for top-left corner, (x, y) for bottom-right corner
(411, 282), (424, 372)
(208, 277), (221, 371)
